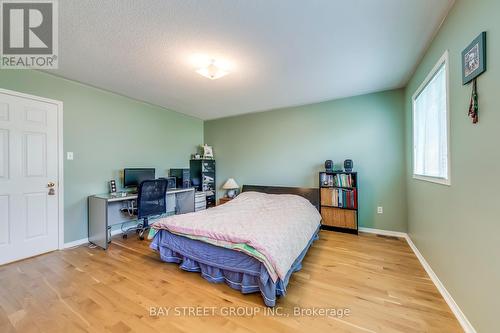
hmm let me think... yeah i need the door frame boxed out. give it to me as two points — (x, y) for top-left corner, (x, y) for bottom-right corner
(0, 88), (64, 250)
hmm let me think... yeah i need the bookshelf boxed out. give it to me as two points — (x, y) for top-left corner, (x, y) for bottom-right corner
(190, 159), (216, 208)
(319, 171), (358, 234)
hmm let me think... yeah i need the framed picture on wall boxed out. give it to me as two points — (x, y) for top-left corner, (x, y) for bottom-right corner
(462, 31), (486, 85)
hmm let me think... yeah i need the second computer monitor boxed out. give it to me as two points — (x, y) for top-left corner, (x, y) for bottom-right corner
(123, 168), (155, 188)
(169, 168), (190, 188)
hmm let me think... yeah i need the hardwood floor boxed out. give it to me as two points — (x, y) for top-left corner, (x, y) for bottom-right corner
(0, 231), (463, 333)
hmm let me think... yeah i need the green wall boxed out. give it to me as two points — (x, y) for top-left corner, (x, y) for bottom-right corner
(0, 70), (203, 243)
(205, 89), (407, 232)
(404, 0), (499, 331)
(2, 2), (495, 326)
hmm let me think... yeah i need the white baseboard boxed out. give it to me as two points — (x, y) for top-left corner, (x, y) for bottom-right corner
(63, 237), (88, 248)
(358, 227), (407, 238)
(62, 229), (124, 249)
(404, 235), (476, 333)
(360, 227), (476, 333)
(110, 229), (124, 236)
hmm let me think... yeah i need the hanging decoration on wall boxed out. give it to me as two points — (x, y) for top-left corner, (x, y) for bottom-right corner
(468, 80), (478, 124)
(462, 31), (486, 124)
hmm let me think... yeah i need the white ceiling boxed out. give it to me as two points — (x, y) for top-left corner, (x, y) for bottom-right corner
(51, 0), (454, 120)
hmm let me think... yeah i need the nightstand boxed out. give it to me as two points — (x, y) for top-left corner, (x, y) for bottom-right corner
(218, 197), (233, 205)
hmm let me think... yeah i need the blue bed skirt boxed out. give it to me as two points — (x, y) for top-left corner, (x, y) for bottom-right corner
(150, 226), (320, 306)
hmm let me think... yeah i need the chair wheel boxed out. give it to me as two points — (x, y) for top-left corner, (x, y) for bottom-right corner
(139, 235), (145, 240)
(122, 234), (128, 239)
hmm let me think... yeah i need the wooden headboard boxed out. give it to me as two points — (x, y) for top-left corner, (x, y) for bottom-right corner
(241, 185), (320, 210)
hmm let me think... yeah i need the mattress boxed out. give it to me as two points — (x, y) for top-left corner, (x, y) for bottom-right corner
(150, 225), (320, 306)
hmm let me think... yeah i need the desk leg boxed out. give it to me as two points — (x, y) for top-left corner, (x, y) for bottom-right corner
(88, 196), (108, 249)
(176, 190), (195, 214)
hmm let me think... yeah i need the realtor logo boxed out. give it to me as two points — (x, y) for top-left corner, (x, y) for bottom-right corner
(1, 0), (58, 68)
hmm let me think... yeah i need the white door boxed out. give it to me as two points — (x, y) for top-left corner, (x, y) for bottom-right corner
(0, 90), (61, 265)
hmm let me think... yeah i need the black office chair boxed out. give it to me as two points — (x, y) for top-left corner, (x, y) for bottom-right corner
(122, 179), (167, 240)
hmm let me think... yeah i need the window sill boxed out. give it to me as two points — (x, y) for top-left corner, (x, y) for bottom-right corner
(413, 174), (451, 186)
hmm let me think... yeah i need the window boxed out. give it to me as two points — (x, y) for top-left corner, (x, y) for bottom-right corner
(412, 51), (450, 185)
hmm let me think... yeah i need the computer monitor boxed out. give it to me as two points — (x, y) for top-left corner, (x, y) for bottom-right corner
(169, 168), (190, 188)
(123, 168), (155, 188)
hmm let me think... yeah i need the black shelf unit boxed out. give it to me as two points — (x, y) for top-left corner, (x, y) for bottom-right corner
(190, 159), (216, 208)
(319, 171), (358, 234)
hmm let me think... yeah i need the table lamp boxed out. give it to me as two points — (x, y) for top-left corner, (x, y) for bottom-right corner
(222, 178), (239, 198)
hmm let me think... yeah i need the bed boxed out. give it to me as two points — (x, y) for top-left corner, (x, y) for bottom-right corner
(149, 185), (321, 306)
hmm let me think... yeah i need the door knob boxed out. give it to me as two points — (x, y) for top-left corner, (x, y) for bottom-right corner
(47, 182), (55, 188)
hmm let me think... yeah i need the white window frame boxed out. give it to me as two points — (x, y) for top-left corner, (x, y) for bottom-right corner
(412, 51), (451, 186)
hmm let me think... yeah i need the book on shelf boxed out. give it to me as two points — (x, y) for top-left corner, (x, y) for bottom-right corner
(320, 173), (355, 188)
(328, 188), (357, 209)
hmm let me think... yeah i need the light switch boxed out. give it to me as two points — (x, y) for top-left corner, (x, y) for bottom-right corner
(67, 152), (74, 160)
(377, 206), (383, 214)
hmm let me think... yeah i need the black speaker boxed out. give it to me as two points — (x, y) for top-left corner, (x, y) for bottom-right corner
(324, 160), (333, 172)
(109, 180), (117, 193)
(344, 159), (353, 172)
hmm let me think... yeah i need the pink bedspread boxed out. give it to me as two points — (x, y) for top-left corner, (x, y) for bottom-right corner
(152, 191), (321, 281)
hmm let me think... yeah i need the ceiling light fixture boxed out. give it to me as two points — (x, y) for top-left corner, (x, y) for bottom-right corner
(194, 57), (231, 80)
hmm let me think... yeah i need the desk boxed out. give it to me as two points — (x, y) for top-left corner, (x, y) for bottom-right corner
(88, 188), (195, 249)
